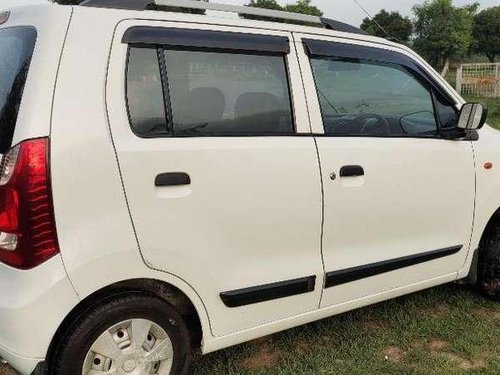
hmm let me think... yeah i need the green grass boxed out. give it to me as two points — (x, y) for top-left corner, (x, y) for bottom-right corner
(2, 285), (496, 375)
(192, 285), (500, 375)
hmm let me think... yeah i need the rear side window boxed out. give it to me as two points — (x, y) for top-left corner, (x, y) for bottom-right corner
(126, 48), (167, 135)
(0, 27), (37, 153)
(164, 50), (293, 136)
(127, 45), (294, 137)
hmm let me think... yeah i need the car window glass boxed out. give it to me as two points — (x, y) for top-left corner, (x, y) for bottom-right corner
(163, 49), (294, 136)
(435, 94), (458, 128)
(127, 47), (167, 136)
(0, 27), (37, 153)
(310, 57), (438, 137)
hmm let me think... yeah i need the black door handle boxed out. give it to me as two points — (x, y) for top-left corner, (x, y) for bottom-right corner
(155, 172), (191, 186)
(340, 165), (364, 177)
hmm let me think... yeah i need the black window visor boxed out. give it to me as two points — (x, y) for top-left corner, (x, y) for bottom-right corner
(122, 27), (290, 54)
(303, 39), (456, 105)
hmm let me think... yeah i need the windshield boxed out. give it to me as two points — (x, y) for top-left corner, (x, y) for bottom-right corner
(0, 27), (37, 153)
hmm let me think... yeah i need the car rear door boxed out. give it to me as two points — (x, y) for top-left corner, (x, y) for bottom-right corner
(294, 33), (476, 308)
(107, 21), (324, 337)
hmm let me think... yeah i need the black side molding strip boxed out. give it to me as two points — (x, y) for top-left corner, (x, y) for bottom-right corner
(325, 245), (462, 288)
(220, 276), (316, 308)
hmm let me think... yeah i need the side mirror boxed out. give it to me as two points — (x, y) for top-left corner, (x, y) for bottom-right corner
(457, 103), (488, 130)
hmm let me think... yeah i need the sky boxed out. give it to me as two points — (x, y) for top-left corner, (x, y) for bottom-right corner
(0, 0), (497, 26)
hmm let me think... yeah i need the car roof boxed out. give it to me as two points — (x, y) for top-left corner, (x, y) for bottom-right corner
(3, 1), (407, 58)
(72, 0), (401, 49)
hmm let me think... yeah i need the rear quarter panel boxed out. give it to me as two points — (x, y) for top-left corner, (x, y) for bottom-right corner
(50, 6), (212, 346)
(0, 4), (73, 145)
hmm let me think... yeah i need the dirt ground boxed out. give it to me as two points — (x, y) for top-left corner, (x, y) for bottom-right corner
(0, 364), (16, 375)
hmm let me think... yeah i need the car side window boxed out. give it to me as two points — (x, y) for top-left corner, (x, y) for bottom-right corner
(126, 44), (294, 137)
(163, 49), (293, 136)
(126, 47), (167, 136)
(310, 57), (439, 137)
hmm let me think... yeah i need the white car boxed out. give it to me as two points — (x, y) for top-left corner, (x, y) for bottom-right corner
(0, 1), (498, 374)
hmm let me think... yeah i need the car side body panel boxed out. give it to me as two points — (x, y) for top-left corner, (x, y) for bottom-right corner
(1, 4), (497, 374)
(293, 33), (476, 307)
(0, 5), (78, 373)
(51, 4), (487, 356)
(50, 7), (213, 348)
(459, 125), (500, 278)
(106, 20), (324, 337)
(1, 4), (73, 147)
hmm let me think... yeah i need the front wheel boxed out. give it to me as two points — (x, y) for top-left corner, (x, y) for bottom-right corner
(478, 220), (500, 300)
(51, 294), (192, 375)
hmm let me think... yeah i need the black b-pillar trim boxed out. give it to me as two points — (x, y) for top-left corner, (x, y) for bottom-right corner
(325, 245), (463, 288)
(220, 276), (316, 308)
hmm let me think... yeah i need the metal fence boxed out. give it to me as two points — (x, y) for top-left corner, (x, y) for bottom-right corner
(456, 63), (500, 98)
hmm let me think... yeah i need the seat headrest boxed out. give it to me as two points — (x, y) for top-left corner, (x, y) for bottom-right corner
(234, 92), (282, 119)
(186, 87), (225, 123)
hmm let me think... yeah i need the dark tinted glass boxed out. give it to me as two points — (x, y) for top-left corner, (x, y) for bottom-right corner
(0, 27), (36, 153)
(310, 57), (438, 137)
(435, 95), (458, 128)
(163, 49), (293, 135)
(127, 47), (167, 136)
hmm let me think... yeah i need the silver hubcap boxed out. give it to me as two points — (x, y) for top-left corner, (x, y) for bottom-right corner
(82, 319), (173, 375)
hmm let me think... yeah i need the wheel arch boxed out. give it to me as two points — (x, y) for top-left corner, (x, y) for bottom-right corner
(477, 207), (500, 257)
(461, 207), (500, 283)
(45, 278), (205, 370)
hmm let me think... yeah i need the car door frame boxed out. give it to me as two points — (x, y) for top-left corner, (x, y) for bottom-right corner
(106, 19), (326, 339)
(292, 31), (477, 307)
(292, 32), (466, 134)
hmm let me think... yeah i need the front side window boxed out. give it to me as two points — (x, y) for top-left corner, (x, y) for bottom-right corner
(310, 57), (439, 137)
(126, 46), (294, 137)
(0, 27), (37, 152)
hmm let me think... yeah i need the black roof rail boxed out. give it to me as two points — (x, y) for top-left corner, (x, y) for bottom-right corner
(80, 0), (368, 36)
(80, 0), (151, 10)
(320, 18), (368, 35)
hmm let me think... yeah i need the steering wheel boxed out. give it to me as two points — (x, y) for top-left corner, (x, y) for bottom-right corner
(354, 113), (391, 135)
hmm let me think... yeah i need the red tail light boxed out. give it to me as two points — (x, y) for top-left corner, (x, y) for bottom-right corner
(0, 138), (59, 269)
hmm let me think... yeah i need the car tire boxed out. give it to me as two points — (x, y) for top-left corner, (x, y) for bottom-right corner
(51, 293), (192, 375)
(30, 362), (48, 375)
(478, 219), (500, 300)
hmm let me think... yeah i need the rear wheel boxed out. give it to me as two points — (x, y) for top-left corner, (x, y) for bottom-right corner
(52, 294), (192, 375)
(478, 219), (500, 300)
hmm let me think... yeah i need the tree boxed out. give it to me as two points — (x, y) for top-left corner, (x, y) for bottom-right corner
(413, 0), (478, 70)
(247, 0), (282, 11)
(472, 6), (500, 62)
(360, 10), (413, 44)
(246, 0), (322, 18)
(284, 0), (322, 17)
(245, 0), (285, 21)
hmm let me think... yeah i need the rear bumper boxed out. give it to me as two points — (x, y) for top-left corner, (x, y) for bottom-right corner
(0, 256), (79, 375)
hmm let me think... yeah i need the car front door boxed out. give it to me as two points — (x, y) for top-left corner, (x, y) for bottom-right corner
(107, 21), (324, 337)
(295, 34), (476, 307)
